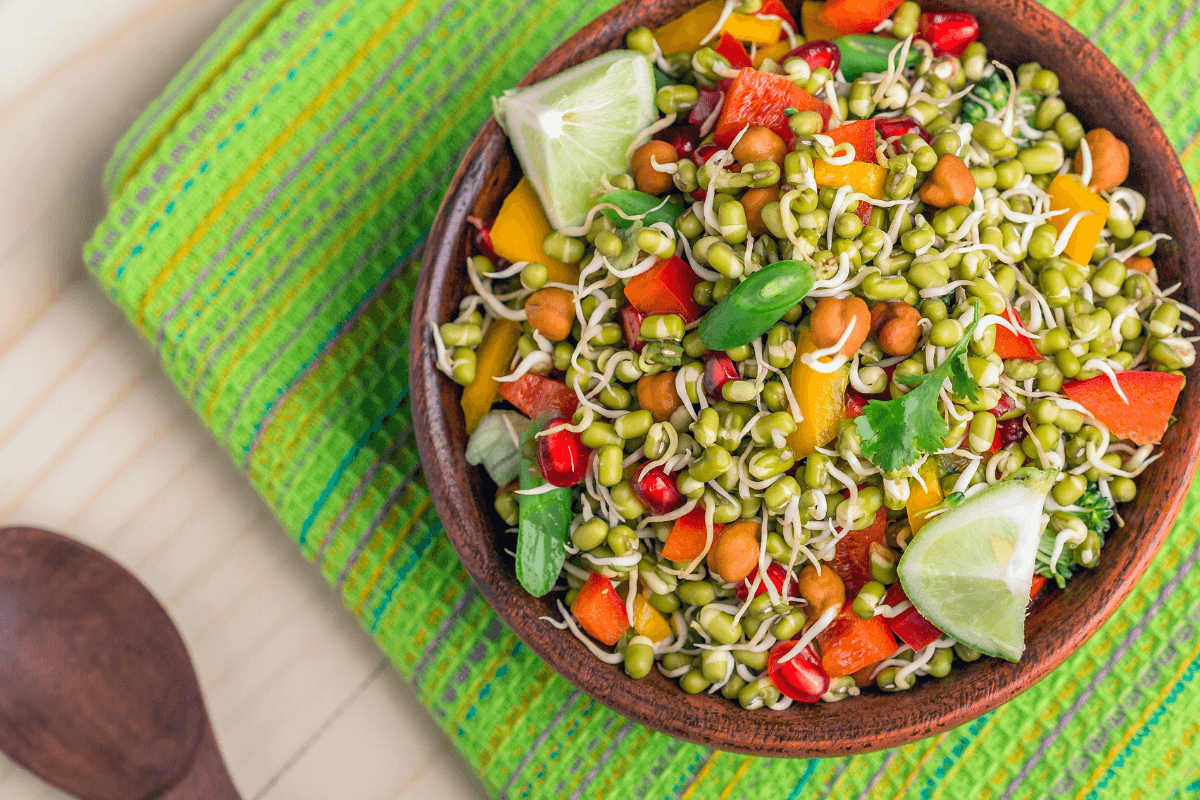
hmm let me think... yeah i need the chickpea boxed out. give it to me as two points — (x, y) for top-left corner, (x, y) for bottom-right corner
(918, 153), (976, 209)
(870, 300), (923, 356)
(797, 564), (845, 619)
(631, 140), (678, 195)
(809, 296), (870, 358)
(733, 126), (787, 168)
(707, 520), (760, 582)
(637, 372), (682, 422)
(1074, 128), (1129, 193)
(524, 287), (574, 341)
(740, 186), (780, 237)
(1126, 255), (1154, 274)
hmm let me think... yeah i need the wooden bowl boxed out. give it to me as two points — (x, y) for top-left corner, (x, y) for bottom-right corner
(411, 0), (1200, 756)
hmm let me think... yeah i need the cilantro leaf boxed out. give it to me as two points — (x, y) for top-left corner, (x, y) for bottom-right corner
(855, 305), (983, 471)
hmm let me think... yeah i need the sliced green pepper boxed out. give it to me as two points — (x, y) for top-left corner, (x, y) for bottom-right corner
(600, 189), (684, 230)
(515, 414), (572, 597)
(698, 260), (815, 350)
(834, 35), (921, 81)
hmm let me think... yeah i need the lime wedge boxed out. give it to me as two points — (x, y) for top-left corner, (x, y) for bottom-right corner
(493, 50), (657, 230)
(897, 469), (1057, 661)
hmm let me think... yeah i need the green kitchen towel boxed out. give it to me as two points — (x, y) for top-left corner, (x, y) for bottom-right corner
(84, 0), (1200, 797)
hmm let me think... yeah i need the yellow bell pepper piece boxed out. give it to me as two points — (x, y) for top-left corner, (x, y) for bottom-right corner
(1047, 174), (1109, 266)
(814, 159), (888, 199)
(723, 13), (783, 45)
(752, 39), (793, 68)
(801, 1), (842, 41)
(460, 319), (521, 433)
(786, 327), (849, 459)
(632, 593), (672, 643)
(489, 178), (579, 285)
(905, 461), (944, 534)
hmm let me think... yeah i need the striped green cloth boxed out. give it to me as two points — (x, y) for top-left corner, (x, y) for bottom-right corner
(85, 0), (1200, 797)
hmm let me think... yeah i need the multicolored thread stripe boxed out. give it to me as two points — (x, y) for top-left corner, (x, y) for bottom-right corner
(83, 0), (1200, 797)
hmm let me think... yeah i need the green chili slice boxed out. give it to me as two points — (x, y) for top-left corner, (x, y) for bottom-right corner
(835, 35), (921, 81)
(600, 189), (684, 229)
(515, 414), (572, 597)
(698, 260), (815, 351)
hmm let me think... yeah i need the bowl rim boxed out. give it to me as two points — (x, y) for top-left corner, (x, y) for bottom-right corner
(410, 0), (1200, 757)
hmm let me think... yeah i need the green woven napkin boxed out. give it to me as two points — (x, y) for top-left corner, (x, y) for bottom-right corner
(85, 0), (1200, 796)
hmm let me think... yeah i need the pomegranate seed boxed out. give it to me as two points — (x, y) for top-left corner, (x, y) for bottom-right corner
(783, 40), (841, 74)
(654, 124), (702, 160)
(537, 419), (590, 487)
(702, 352), (739, 401)
(632, 464), (683, 515)
(768, 641), (830, 703)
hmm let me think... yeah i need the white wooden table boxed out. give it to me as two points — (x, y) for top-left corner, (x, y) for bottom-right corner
(0, 1), (488, 797)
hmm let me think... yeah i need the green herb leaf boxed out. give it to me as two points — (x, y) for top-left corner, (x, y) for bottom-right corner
(856, 304), (983, 471)
(599, 189), (683, 229)
(515, 414), (573, 597)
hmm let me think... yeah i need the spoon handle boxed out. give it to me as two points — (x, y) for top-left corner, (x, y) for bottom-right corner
(159, 721), (241, 800)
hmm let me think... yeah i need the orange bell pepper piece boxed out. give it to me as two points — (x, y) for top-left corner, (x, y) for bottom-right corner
(490, 178), (579, 285)
(992, 307), (1044, 361)
(816, 605), (898, 678)
(1062, 371), (1185, 446)
(632, 593), (672, 642)
(572, 572), (630, 646)
(722, 12), (783, 45)
(460, 319), (522, 433)
(654, 0), (784, 54)
(813, 159), (888, 199)
(905, 460), (943, 534)
(1046, 174), (1109, 266)
(819, 0), (904, 35)
(661, 505), (726, 562)
(716, 67), (832, 145)
(801, 1), (842, 42)
(497, 373), (579, 420)
(786, 327), (850, 459)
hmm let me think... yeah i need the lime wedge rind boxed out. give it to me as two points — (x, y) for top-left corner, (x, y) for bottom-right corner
(898, 469), (1056, 662)
(494, 50), (657, 230)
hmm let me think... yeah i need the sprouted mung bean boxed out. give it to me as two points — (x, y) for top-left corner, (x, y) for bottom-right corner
(437, 0), (1192, 708)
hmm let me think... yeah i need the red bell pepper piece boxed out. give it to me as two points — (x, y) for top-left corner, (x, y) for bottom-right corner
(653, 124), (702, 159)
(993, 308), (1044, 361)
(632, 464), (684, 515)
(757, 0), (799, 38)
(1029, 574), (1048, 600)
(692, 141), (722, 165)
(844, 388), (869, 419)
(689, 87), (724, 126)
(782, 39), (841, 73)
(828, 507), (887, 596)
(571, 572), (630, 646)
(816, 605), (899, 678)
(883, 582), (944, 651)
(702, 351), (739, 400)
(823, 119), (878, 164)
(917, 11), (980, 56)
(714, 68), (831, 145)
(768, 641), (830, 702)
(624, 256), (704, 322)
(714, 32), (753, 69)
(661, 505), (726, 562)
(620, 305), (647, 353)
(498, 373), (579, 420)
(874, 115), (933, 145)
(1062, 371), (1185, 446)
(537, 419), (590, 487)
(819, 0), (904, 35)
(735, 562), (793, 600)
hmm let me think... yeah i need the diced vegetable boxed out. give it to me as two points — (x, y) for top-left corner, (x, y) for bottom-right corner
(600, 189), (684, 229)
(723, 12), (783, 45)
(662, 505), (725, 562)
(735, 562), (793, 600)
(632, 593), (672, 642)
(758, 0), (799, 37)
(621, 305), (648, 352)
(752, 40), (793, 68)
(498, 373), (580, 421)
(787, 327), (850, 459)
(516, 415), (574, 596)
(698, 260), (816, 350)
(820, 0), (904, 35)
(801, 0), (842, 42)
(813, 159), (888, 198)
(828, 507), (888, 596)
(461, 319), (522, 433)
(465, 410), (531, 484)
(835, 35), (921, 80)
(689, 87), (724, 124)
(653, 0), (782, 54)
(1047, 174), (1110, 266)
(883, 581), (944, 651)
(1062, 371), (1185, 446)
(905, 460), (943, 534)
(816, 605), (899, 677)
(1029, 574), (1048, 600)
(822, 119), (878, 164)
(624, 255), (704, 321)
(874, 115), (932, 145)
(714, 32), (753, 69)
(715, 68), (832, 145)
(993, 308), (1044, 361)
(916, 11), (980, 56)
(490, 178), (578, 284)
(572, 572), (630, 645)
(768, 641), (830, 701)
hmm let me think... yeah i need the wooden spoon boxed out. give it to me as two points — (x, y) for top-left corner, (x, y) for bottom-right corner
(0, 526), (239, 800)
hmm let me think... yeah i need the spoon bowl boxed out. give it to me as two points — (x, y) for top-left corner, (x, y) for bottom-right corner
(0, 527), (239, 800)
